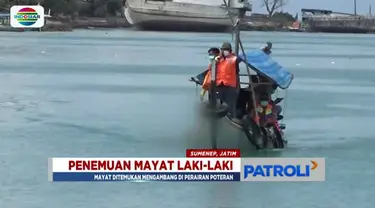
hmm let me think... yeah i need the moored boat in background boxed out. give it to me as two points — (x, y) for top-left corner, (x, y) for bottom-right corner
(124, 0), (239, 32)
(287, 21), (304, 32)
(301, 8), (375, 33)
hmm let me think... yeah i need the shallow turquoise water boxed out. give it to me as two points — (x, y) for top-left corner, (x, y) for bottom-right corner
(0, 29), (375, 207)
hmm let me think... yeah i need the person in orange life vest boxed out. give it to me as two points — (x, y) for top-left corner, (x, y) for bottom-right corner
(215, 42), (240, 118)
(251, 93), (277, 126)
(200, 47), (221, 100)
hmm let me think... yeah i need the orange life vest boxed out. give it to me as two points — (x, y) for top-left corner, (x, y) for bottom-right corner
(216, 54), (238, 88)
(254, 103), (274, 124)
(202, 64), (212, 91)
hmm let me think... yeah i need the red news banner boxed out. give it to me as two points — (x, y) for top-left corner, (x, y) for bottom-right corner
(186, 149), (240, 158)
(50, 149), (241, 182)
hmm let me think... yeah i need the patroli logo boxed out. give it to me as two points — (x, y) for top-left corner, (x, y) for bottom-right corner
(10, 5), (44, 28)
(241, 158), (325, 181)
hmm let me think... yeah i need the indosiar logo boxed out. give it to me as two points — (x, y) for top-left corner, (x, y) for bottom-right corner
(10, 5), (44, 28)
(241, 158), (325, 182)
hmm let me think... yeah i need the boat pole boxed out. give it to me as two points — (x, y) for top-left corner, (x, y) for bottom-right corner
(234, 21), (240, 55)
(224, 0), (259, 123)
(223, 0), (262, 149)
(209, 55), (218, 149)
(369, 4), (372, 16)
(233, 5), (243, 96)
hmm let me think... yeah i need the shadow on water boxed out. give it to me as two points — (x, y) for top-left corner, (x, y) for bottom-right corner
(181, 101), (284, 157)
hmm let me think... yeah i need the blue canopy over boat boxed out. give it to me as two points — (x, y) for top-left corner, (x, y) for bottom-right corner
(239, 50), (293, 89)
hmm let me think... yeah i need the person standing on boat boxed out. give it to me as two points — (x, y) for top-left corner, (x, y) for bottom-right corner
(200, 47), (221, 100)
(261, 42), (272, 55)
(215, 42), (240, 118)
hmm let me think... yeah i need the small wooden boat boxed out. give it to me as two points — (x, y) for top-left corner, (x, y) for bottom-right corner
(190, 50), (293, 150)
(287, 21), (304, 32)
(124, 0), (237, 32)
(189, 0), (294, 150)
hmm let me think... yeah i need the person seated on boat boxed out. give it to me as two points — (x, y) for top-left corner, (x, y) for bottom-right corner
(261, 42), (272, 55)
(200, 47), (221, 100)
(244, 76), (274, 119)
(253, 80), (284, 118)
(252, 92), (284, 133)
(215, 42), (240, 118)
(251, 93), (278, 127)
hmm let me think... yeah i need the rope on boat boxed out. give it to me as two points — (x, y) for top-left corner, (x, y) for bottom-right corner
(195, 83), (198, 97)
(281, 90), (288, 122)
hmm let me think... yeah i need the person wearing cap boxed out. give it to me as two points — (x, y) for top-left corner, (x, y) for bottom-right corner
(215, 42), (240, 118)
(261, 42), (272, 55)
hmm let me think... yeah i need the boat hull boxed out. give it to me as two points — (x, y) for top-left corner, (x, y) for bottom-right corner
(125, 0), (234, 33)
(287, 27), (305, 32)
(225, 116), (286, 149)
(133, 19), (232, 32)
(198, 100), (286, 150)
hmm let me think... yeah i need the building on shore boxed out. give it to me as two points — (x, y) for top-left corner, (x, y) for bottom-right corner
(301, 8), (375, 33)
(0, 13), (27, 31)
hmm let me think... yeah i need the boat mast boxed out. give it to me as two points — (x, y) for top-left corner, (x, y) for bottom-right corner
(354, 0), (357, 15)
(224, 0), (260, 126)
(370, 4), (372, 16)
(234, 23), (240, 55)
(229, 0), (250, 56)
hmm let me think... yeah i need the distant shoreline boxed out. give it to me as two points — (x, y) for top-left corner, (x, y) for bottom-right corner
(2, 16), (374, 34)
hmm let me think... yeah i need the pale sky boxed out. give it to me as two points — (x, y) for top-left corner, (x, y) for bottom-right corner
(175, 0), (373, 16)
